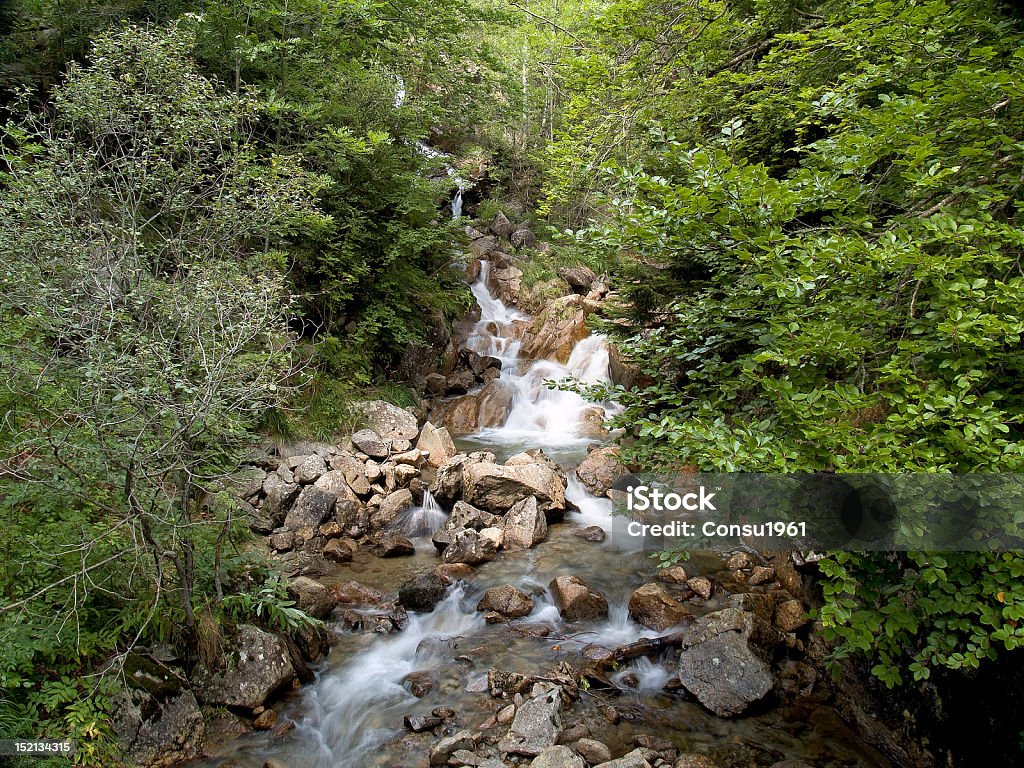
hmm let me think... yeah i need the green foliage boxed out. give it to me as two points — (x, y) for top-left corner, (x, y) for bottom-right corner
(555, 0), (1024, 685)
(220, 578), (322, 634)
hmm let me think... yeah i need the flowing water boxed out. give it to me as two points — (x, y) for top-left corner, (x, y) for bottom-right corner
(198, 256), (893, 768)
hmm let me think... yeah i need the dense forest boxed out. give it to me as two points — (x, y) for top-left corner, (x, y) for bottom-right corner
(2, 0), (1024, 765)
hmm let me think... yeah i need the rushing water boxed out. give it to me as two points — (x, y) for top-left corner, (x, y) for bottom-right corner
(197, 255), (893, 768)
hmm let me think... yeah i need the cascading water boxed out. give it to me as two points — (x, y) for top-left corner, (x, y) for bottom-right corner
(198, 251), (892, 768)
(451, 189), (464, 219)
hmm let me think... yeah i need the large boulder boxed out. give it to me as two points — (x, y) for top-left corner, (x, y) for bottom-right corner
(430, 454), (473, 503)
(448, 500), (498, 531)
(399, 571), (449, 612)
(503, 496), (547, 549)
(111, 689), (205, 768)
(437, 379), (515, 435)
(510, 226), (537, 252)
(520, 295), (593, 363)
(575, 447), (628, 497)
(464, 461), (565, 513)
(498, 686), (563, 756)
(676, 608), (780, 717)
(354, 400), (420, 440)
(416, 421), (458, 467)
(628, 583), (692, 631)
(478, 585), (534, 619)
(283, 486), (336, 531)
(549, 576), (609, 621)
(371, 488), (414, 532)
(557, 265), (597, 293)
(487, 263), (524, 305)
(192, 625), (295, 709)
(329, 452), (371, 495)
(442, 528), (497, 566)
(489, 211), (515, 239)
(293, 454), (328, 484)
(287, 576), (336, 619)
(313, 469), (356, 499)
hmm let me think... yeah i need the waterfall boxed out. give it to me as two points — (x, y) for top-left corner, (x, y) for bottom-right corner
(394, 490), (448, 538)
(451, 189), (463, 220)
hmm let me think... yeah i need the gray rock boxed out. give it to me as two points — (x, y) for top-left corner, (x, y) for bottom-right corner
(323, 537), (354, 562)
(430, 730), (475, 766)
(574, 739), (612, 765)
(677, 609), (778, 717)
(573, 526), (606, 542)
(313, 469), (354, 498)
(111, 689), (205, 768)
(503, 495), (547, 549)
(443, 528), (497, 565)
(674, 756), (721, 768)
(226, 467), (267, 501)
(331, 452), (371, 495)
(352, 429), (389, 459)
(510, 227), (537, 251)
(192, 625), (295, 709)
(354, 400), (420, 440)
(261, 473), (300, 526)
(489, 211), (514, 239)
(293, 454), (328, 484)
(478, 585), (534, 618)
(498, 686), (562, 756)
(595, 749), (651, 768)
(287, 576), (336, 619)
(372, 488), (414, 532)
(557, 265), (597, 293)
(399, 571), (448, 612)
(464, 460), (565, 513)
(404, 713), (443, 732)
(628, 583), (691, 631)
(374, 533), (416, 558)
(531, 745), (585, 768)
(416, 421), (458, 467)
(549, 576), (609, 621)
(283, 486), (336, 531)
(574, 447), (627, 496)
(449, 500), (498, 531)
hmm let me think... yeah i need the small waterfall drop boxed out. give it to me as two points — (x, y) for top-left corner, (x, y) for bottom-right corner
(395, 490), (448, 538)
(451, 189), (464, 219)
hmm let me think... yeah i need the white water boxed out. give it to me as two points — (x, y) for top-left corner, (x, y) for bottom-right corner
(286, 587), (484, 768)
(467, 261), (617, 450)
(452, 189), (464, 219)
(395, 490), (448, 539)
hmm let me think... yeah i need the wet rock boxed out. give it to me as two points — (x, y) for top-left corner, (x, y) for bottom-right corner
(374, 533), (416, 558)
(464, 461), (565, 513)
(557, 265), (597, 293)
(479, 527), (504, 549)
(768, 760), (814, 768)
(405, 713), (443, 733)
(430, 730), (475, 766)
(253, 708), (278, 730)
(425, 372), (449, 395)
(520, 295), (593, 364)
(438, 379), (515, 435)
(503, 495), (547, 548)
(417, 421), (458, 467)
(676, 608), (779, 717)
(192, 625), (295, 709)
(372, 488), (415, 531)
(323, 537), (354, 563)
(574, 739), (612, 765)
(399, 571), (449, 612)
(574, 447), (627, 497)
(293, 454), (328, 484)
(673, 755), (720, 768)
(594, 749), (651, 768)
(283, 486), (336, 531)
(449, 500), (499, 530)
(686, 576), (713, 600)
(287, 576), (336, 619)
(749, 566), (776, 586)
(774, 600), (808, 632)
(498, 686), (563, 756)
(578, 406), (609, 439)
(497, 704), (516, 725)
(332, 580), (389, 606)
(261, 473), (300, 526)
(488, 264), (524, 305)
(574, 525), (606, 542)
(355, 400), (420, 440)
(531, 745), (585, 768)
(549, 576), (609, 622)
(628, 583), (692, 631)
(352, 429), (390, 459)
(657, 566), (688, 584)
(435, 563), (476, 584)
(443, 528), (497, 566)
(478, 585), (534, 619)
(431, 454), (472, 503)
(403, 672), (437, 698)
